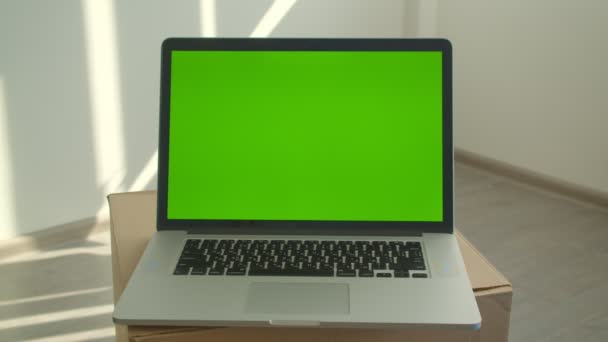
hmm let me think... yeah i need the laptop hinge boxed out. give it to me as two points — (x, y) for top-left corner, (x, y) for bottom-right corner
(185, 230), (423, 237)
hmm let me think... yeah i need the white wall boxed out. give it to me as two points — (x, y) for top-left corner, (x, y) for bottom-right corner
(3, 0), (605, 241)
(0, 0), (406, 240)
(437, 0), (608, 193)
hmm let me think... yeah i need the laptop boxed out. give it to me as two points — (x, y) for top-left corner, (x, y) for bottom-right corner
(113, 38), (481, 329)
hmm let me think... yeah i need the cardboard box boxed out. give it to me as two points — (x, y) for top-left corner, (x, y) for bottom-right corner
(109, 191), (512, 342)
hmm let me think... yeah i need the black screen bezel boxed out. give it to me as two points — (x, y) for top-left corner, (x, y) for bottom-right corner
(157, 38), (454, 235)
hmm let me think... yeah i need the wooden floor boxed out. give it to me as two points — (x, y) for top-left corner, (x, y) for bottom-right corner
(455, 164), (608, 342)
(1, 163), (607, 341)
(0, 227), (114, 342)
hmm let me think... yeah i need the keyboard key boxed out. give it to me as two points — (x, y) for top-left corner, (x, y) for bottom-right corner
(359, 270), (374, 277)
(406, 241), (421, 249)
(388, 263), (400, 270)
(208, 268), (224, 275)
(319, 262), (333, 270)
(337, 270), (356, 277)
(410, 249), (423, 258)
(372, 263), (387, 270)
(226, 268), (246, 275)
(175, 238), (425, 278)
(412, 273), (428, 278)
(173, 266), (190, 275)
(394, 271), (409, 278)
(376, 272), (392, 278)
(178, 256), (199, 263)
(267, 262), (283, 270)
(183, 249), (201, 255)
(249, 268), (333, 276)
(284, 261), (300, 270)
(202, 239), (217, 246)
(185, 239), (200, 248)
(191, 267), (207, 275)
(301, 262), (316, 270)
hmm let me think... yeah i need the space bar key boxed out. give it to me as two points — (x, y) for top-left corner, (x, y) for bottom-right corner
(249, 268), (334, 276)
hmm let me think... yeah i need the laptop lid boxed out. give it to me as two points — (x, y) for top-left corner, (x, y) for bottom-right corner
(156, 38), (453, 235)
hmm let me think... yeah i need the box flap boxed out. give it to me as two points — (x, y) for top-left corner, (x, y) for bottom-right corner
(455, 231), (511, 291)
(130, 327), (477, 342)
(108, 191), (157, 303)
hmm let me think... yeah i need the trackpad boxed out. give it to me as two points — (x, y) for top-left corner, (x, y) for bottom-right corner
(245, 282), (349, 315)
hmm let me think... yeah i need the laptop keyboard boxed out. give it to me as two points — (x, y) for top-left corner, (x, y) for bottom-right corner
(174, 239), (428, 278)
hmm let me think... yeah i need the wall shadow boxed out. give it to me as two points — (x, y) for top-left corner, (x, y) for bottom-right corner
(0, 0), (100, 239)
(0, 0), (410, 243)
(271, 0), (405, 38)
(113, 0), (201, 192)
(403, 0), (421, 36)
(216, 0), (274, 36)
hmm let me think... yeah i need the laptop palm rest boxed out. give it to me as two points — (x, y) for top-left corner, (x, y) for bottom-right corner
(245, 282), (350, 315)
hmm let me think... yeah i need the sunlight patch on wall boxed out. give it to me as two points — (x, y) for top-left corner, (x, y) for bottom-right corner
(0, 78), (16, 240)
(200, 0), (217, 37)
(127, 0), (298, 195)
(250, 0), (297, 37)
(82, 0), (126, 218)
(128, 149), (158, 192)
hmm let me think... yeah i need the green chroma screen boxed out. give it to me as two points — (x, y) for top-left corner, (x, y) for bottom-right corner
(168, 50), (443, 222)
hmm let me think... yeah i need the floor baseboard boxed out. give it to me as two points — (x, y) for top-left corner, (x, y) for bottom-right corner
(455, 148), (608, 210)
(0, 217), (109, 260)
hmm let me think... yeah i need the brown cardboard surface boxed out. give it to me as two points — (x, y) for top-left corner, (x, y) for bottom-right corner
(109, 191), (512, 342)
(130, 327), (477, 342)
(456, 231), (511, 292)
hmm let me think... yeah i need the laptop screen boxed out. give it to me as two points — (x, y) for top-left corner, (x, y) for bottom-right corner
(167, 50), (443, 222)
